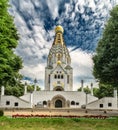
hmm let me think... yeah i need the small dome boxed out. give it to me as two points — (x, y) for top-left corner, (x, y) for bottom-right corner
(57, 60), (61, 65)
(55, 25), (64, 33)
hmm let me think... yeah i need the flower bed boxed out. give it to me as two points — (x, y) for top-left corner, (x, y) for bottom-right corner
(12, 114), (108, 119)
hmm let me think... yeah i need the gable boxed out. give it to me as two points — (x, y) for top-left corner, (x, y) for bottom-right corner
(51, 64), (67, 74)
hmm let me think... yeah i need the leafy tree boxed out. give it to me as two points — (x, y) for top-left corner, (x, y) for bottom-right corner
(93, 88), (99, 97)
(93, 84), (114, 99)
(0, 0), (23, 87)
(84, 86), (91, 94)
(78, 86), (91, 94)
(27, 84), (41, 92)
(93, 5), (118, 89)
(5, 85), (24, 97)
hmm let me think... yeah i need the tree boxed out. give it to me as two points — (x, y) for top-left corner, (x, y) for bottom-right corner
(78, 86), (91, 94)
(83, 86), (91, 94)
(93, 5), (118, 88)
(93, 84), (113, 99)
(0, 0), (23, 87)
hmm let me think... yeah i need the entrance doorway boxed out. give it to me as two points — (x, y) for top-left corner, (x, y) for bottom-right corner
(51, 95), (66, 108)
(55, 99), (62, 108)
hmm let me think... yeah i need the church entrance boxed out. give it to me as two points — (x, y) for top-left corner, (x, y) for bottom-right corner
(51, 95), (66, 108)
(55, 99), (62, 108)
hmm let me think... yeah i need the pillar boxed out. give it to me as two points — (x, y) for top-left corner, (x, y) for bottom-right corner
(34, 78), (37, 91)
(81, 80), (84, 92)
(30, 92), (33, 108)
(91, 83), (93, 96)
(24, 83), (27, 95)
(1, 86), (5, 96)
(114, 89), (117, 99)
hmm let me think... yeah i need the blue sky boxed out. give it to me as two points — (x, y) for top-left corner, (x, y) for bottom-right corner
(9, 0), (118, 90)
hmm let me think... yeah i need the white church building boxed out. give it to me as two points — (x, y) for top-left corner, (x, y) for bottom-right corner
(0, 26), (117, 110)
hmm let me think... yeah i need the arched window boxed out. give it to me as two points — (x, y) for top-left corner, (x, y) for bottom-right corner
(58, 75), (60, 79)
(58, 54), (61, 60)
(48, 75), (50, 83)
(43, 101), (47, 105)
(61, 75), (63, 79)
(54, 75), (57, 79)
(67, 75), (69, 83)
(71, 101), (75, 105)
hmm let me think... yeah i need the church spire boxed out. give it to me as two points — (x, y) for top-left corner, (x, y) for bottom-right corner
(45, 25), (73, 91)
(47, 25), (71, 68)
(53, 25), (64, 46)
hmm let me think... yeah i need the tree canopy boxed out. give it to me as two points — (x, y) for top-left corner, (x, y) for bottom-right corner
(93, 5), (118, 88)
(0, 0), (23, 87)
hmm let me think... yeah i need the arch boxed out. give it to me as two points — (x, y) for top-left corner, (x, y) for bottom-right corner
(61, 75), (63, 79)
(55, 100), (62, 108)
(43, 101), (47, 105)
(58, 75), (60, 79)
(53, 86), (64, 91)
(71, 101), (75, 105)
(54, 75), (57, 79)
(51, 95), (66, 108)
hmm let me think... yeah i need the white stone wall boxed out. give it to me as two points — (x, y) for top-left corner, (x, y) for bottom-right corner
(0, 95), (31, 108)
(86, 97), (118, 110)
(20, 91), (98, 108)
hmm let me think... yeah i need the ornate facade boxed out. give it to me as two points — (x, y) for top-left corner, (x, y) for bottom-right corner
(45, 25), (73, 91)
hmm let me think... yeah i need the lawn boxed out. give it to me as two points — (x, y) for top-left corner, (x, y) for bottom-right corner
(0, 116), (118, 130)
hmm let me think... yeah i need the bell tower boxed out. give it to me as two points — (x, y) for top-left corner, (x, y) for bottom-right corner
(45, 25), (73, 91)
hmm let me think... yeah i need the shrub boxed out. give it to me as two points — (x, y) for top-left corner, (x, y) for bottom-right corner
(0, 110), (4, 116)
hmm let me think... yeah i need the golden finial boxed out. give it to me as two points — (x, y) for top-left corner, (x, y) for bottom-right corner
(57, 60), (61, 65)
(55, 25), (64, 33)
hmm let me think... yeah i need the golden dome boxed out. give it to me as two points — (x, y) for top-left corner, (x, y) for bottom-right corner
(55, 25), (64, 33)
(57, 60), (61, 65)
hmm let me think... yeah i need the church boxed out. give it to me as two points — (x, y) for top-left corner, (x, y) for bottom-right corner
(0, 26), (117, 110)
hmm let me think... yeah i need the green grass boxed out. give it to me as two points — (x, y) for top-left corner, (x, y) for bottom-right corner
(0, 116), (118, 130)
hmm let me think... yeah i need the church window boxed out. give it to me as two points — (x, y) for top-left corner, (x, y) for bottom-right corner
(61, 75), (63, 79)
(71, 101), (75, 105)
(54, 75), (57, 79)
(99, 104), (103, 108)
(76, 102), (79, 105)
(108, 103), (112, 107)
(58, 54), (61, 60)
(58, 75), (60, 79)
(43, 101), (47, 105)
(57, 34), (61, 39)
(58, 39), (61, 41)
(48, 75), (50, 83)
(67, 75), (69, 83)
(6, 101), (10, 105)
(14, 102), (18, 106)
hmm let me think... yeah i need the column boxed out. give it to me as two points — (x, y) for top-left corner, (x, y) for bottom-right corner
(81, 80), (84, 92)
(91, 83), (93, 96)
(1, 86), (5, 96)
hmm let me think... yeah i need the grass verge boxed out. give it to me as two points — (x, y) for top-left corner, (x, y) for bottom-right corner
(0, 116), (118, 130)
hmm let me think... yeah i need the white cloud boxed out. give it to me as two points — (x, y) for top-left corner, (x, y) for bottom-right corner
(69, 48), (96, 90)
(46, 0), (60, 19)
(9, 0), (118, 91)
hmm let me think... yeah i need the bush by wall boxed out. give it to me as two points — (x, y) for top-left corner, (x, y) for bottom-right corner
(0, 110), (4, 116)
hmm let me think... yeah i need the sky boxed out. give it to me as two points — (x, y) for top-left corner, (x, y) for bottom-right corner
(9, 0), (118, 90)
